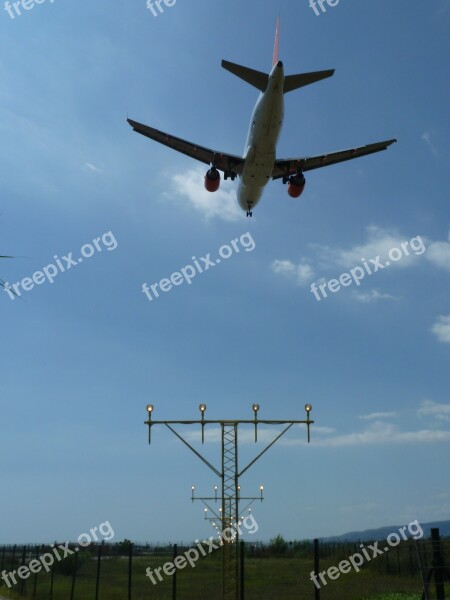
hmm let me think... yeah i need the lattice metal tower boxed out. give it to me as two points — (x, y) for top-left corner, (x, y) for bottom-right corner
(144, 403), (313, 600)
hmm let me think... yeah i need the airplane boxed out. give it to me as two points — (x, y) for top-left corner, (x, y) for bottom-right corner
(128, 19), (396, 217)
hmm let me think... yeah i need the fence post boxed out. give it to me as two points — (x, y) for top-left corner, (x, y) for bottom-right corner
(19, 545), (26, 596)
(95, 543), (102, 600)
(385, 547), (390, 574)
(128, 542), (133, 600)
(313, 539), (320, 600)
(240, 541), (245, 600)
(415, 539), (431, 600)
(172, 544), (177, 600)
(409, 544), (414, 577)
(49, 548), (54, 600)
(70, 547), (78, 600)
(32, 545), (39, 598)
(0, 546), (5, 582)
(431, 528), (445, 600)
(11, 545), (16, 573)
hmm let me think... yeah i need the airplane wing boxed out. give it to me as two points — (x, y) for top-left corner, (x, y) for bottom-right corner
(127, 118), (245, 175)
(272, 139), (397, 180)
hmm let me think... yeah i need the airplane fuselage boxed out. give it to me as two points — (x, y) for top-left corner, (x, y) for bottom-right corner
(238, 61), (285, 214)
(128, 32), (396, 217)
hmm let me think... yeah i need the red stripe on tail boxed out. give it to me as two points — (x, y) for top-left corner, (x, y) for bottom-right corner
(272, 17), (280, 66)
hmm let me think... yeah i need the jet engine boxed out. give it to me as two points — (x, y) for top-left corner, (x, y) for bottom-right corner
(204, 167), (221, 192)
(287, 172), (306, 198)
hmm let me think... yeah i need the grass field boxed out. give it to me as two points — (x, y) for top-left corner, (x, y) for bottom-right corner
(0, 551), (428, 600)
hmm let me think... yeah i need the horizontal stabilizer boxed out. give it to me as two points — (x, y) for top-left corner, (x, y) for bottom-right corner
(221, 60), (269, 92)
(283, 69), (335, 93)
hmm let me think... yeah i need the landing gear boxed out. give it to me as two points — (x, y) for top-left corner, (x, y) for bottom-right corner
(224, 171), (237, 181)
(246, 210), (253, 217)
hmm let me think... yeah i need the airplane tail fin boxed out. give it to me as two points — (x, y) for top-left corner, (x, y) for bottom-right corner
(221, 60), (269, 92)
(272, 16), (280, 66)
(222, 61), (334, 94)
(220, 17), (279, 92)
(222, 17), (335, 94)
(283, 69), (335, 93)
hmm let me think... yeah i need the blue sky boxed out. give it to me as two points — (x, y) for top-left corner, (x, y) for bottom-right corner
(0, 0), (449, 544)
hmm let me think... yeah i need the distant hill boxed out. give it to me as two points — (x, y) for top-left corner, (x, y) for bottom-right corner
(324, 520), (450, 542)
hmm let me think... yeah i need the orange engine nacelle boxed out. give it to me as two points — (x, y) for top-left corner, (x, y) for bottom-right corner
(287, 173), (306, 198)
(204, 168), (221, 192)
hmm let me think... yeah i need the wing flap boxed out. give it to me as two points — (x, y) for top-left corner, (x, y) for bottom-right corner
(127, 118), (245, 174)
(272, 139), (397, 179)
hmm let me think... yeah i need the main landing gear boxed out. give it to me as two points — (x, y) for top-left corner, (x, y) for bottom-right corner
(246, 210), (253, 217)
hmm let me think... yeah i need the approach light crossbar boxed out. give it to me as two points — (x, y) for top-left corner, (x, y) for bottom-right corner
(144, 403), (314, 474)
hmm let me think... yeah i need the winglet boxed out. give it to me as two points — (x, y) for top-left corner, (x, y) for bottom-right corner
(272, 17), (280, 67)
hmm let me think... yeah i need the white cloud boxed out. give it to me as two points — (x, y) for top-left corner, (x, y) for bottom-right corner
(270, 259), (314, 286)
(279, 407), (450, 447)
(183, 405), (450, 449)
(312, 426), (336, 434)
(313, 226), (426, 271)
(312, 421), (450, 447)
(421, 131), (438, 157)
(270, 226), (450, 307)
(83, 162), (102, 173)
(418, 399), (450, 421)
(270, 226), (433, 300)
(169, 167), (242, 222)
(271, 226), (431, 294)
(426, 231), (450, 271)
(271, 225), (450, 288)
(431, 315), (450, 344)
(271, 260), (296, 276)
(353, 289), (398, 303)
(358, 411), (397, 421)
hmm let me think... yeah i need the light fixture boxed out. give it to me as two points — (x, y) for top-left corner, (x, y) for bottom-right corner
(252, 403), (260, 442)
(305, 404), (312, 443)
(146, 405), (154, 444)
(199, 404), (207, 443)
